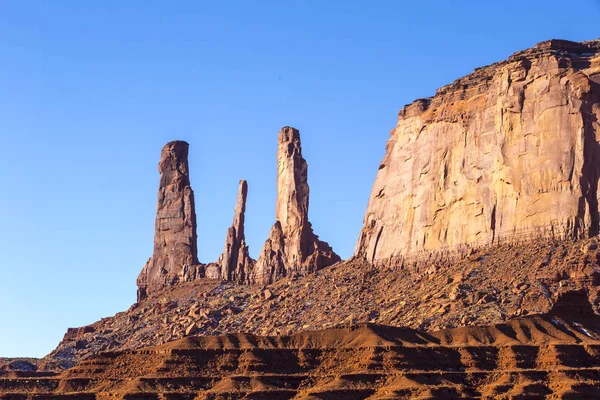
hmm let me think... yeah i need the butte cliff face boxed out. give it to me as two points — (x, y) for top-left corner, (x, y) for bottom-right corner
(254, 127), (340, 283)
(137, 141), (201, 300)
(356, 39), (600, 265)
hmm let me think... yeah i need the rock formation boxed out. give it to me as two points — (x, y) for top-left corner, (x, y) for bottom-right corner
(253, 127), (340, 283)
(356, 39), (600, 266)
(45, 38), (600, 376)
(136, 141), (201, 301)
(212, 180), (254, 282)
(254, 221), (286, 282)
(13, 292), (600, 399)
(49, 234), (600, 365)
(136, 128), (339, 290)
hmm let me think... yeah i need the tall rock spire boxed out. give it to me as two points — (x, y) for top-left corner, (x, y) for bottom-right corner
(136, 141), (200, 301)
(254, 127), (340, 283)
(218, 180), (255, 282)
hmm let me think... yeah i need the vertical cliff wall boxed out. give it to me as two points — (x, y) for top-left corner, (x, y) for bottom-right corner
(356, 39), (600, 265)
(137, 141), (201, 300)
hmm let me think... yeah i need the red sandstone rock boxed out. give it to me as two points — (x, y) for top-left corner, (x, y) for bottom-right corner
(61, 326), (95, 343)
(218, 180), (255, 283)
(356, 39), (600, 266)
(20, 293), (600, 399)
(253, 127), (340, 283)
(254, 221), (286, 283)
(46, 39), (600, 373)
(136, 141), (201, 300)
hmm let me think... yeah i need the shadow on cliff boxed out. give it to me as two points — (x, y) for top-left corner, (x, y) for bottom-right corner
(578, 79), (600, 237)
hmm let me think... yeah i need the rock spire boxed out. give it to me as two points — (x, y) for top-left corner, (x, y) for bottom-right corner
(136, 141), (201, 301)
(254, 127), (340, 283)
(217, 180), (255, 282)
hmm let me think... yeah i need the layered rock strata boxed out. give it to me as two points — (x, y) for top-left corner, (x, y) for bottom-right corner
(11, 292), (600, 399)
(209, 180), (254, 282)
(356, 39), (600, 266)
(136, 141), (201, 301)
(254, 127), (340, 283)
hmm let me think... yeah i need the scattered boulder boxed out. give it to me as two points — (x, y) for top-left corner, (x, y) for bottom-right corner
(6, 361), (37, 372)
(61, 325), (96, 342)
(185, 323), (198, 336)
(204, 263), (221, 280)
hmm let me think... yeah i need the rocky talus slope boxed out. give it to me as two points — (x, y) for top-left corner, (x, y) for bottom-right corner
(0, 359), (61, 376)
(356, 39), (600, 265)
(44, 39), (600, 371)
(49, 236), (600, 367)
(4, 292), (600, 399)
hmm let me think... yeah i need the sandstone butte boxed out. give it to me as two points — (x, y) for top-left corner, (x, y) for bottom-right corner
(356, 39), (600, 267)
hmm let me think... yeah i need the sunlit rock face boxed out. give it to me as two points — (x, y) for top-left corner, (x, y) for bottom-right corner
(137, 141), (201, 301)
(356, 39), (600, 265)
(218, 179), (254, 283)
(254, 127), (340, 283)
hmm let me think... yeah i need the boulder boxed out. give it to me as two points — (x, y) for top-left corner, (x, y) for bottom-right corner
(184, 323), (198, 336)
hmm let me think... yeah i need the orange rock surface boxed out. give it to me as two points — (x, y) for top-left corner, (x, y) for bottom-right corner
(356, 39), (600, 266)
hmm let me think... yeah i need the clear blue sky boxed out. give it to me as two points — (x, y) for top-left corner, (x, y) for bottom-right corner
(0, 1), (598, 357)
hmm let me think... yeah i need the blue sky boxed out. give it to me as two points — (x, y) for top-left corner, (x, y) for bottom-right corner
(0, 1), (598, 357)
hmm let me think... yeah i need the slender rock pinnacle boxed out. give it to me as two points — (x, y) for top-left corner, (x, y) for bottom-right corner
(254, 127), (340, 283)
(218, 180), (255, 282)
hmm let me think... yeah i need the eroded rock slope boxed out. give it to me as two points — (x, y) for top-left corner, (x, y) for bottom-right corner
(6, 292), (600, 399)
(49, 235), (600, 366)
(40, 39), (600, 391)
